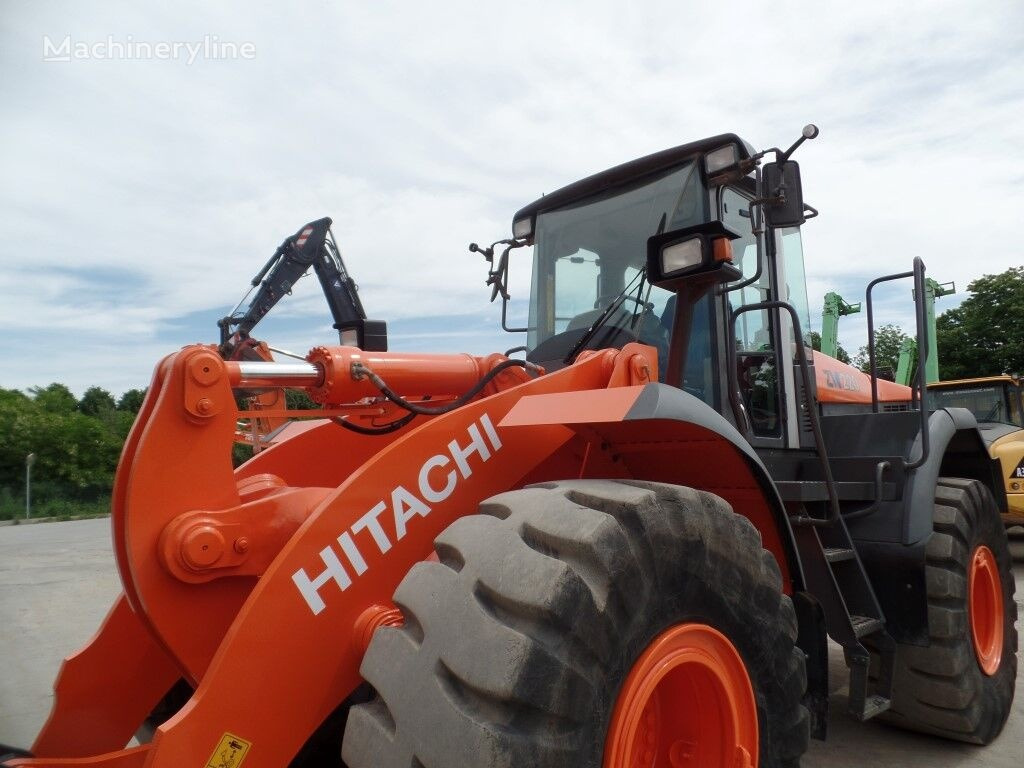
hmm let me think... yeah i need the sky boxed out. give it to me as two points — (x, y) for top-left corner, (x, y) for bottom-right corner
(1, 0), (1022, 397)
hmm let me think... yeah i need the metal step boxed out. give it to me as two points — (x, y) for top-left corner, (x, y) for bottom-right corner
(823, 546), (855, 563)
(848, 654), (893, 721)
(790, 511), (896, 725)
(860, 694), (892, 720)
(850, 614), (884, 638)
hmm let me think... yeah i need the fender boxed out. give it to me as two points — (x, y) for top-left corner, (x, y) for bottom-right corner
(500, 382), (805, 594)
(903, 407), (1007, 544)
(850, 407), (1005, 646)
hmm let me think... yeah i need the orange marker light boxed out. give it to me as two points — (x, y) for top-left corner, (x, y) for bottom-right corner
(713, 237), (734, 263)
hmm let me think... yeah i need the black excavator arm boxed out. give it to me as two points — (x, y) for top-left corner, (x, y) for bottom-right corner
(217, 217), (387, 358)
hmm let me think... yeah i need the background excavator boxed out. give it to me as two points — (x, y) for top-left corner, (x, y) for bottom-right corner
(216, 217), (388, 450)
(2, 126), (1017, 768)
(217, 216), (387, 361)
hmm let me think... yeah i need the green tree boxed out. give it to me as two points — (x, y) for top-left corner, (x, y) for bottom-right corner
(96, 407), (138, 440)
(232, 442), (254, 467)
(285, 388), (319, 410)
(936, 266), (1024, 379)
(0, 388), (29, 407)
(0, 388), (35, 489)
(810, 331), (851, 365)
(117, 388), (147, 413)
(29, 383), (77, 414)
(0, 383), (131, 519)
(78, 386), (116, 417)
(853, 323), (909, 378)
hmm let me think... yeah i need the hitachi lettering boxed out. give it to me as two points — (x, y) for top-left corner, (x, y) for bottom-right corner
(292, 414), (503, 615)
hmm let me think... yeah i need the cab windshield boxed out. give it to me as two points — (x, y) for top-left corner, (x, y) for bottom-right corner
(526, 162), (706, 370)
(929, 383), (1023, 427)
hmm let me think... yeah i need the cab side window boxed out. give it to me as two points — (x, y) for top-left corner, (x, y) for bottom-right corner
(721, 186), (782, 438)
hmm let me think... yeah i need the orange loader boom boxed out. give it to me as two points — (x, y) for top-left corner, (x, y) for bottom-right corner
(13, 342), (670, 768)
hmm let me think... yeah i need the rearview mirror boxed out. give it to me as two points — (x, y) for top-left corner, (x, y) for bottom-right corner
(762, 160), (806, 228)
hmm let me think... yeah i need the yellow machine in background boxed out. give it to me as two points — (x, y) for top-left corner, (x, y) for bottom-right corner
(929, 375), (1024, 526)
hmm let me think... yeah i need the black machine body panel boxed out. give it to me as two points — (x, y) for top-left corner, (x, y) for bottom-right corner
(758, 405), (1005, 645)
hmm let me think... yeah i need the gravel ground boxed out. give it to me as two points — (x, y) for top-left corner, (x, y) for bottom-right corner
(1, 517), (1022, 765)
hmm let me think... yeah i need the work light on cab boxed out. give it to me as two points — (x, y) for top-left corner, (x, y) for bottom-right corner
(646, 220), (742, 289)
(512, 216), (532, 239)
(661, 237), (704, 274)
(704, 143), (741, 174)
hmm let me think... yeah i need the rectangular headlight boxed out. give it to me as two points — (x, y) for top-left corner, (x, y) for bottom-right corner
(661, 237), (705, 276)
(512, 217), (533, 239)
(646, 220), (743, 289)
(705, 144), (739, 174)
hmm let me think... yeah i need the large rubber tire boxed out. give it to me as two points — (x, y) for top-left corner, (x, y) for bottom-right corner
(882, 478), (1018, 743)
(342, 480), (809, 768)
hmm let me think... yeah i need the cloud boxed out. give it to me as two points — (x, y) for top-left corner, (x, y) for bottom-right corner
(1, 0), (1022, 396)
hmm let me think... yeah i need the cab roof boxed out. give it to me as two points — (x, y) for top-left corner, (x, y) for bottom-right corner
(513, 133), (753, 226)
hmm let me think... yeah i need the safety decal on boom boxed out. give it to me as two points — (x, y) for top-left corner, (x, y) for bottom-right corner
(206, 733), (251, 768)
(1012, 456), (1024, 480)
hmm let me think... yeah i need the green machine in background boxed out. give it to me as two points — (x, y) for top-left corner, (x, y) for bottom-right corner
(820, 291), (860, 358)
(895, 278), (956, 385)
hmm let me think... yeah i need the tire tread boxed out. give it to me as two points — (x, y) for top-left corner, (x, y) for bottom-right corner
(343, 480), (809, 768)
(881, 478), (1017, 744)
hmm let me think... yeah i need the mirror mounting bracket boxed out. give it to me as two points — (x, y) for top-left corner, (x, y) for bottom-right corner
(469, 236), (530, 332)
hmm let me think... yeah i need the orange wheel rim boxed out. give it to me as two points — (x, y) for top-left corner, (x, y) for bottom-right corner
(604, 623), (758, 768)
(968, 545), (1004, 676)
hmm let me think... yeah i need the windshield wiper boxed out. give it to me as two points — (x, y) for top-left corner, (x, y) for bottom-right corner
(563, 269), (648, 365)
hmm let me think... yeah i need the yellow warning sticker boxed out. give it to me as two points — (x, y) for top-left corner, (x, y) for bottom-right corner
(205, 732), (251, 768)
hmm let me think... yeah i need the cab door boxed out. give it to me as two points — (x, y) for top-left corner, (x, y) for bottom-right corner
(720, 186), (812, 449)
(720, 186), (785, 446)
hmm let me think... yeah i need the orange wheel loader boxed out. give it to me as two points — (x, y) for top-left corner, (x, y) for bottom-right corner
(2, 126), (1016, 768)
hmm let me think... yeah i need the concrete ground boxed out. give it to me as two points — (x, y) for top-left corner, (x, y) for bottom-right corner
(1, 518), (1022, 765)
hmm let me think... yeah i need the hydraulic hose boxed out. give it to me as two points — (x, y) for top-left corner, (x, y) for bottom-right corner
(332, 410), (418, 435)
(350, 358), (540, 416)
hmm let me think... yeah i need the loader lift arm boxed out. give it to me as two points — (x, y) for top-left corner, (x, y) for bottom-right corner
(218, 217), (387, 358)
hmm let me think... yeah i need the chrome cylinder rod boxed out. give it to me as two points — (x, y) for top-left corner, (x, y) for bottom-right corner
(230, 361), (321, 389)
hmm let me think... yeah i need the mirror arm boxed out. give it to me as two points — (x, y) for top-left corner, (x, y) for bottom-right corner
(721, 195), (772, 295)
(780, 137), (806, 162)
(491, 239), (529, 301)
(500, 298), (528, 334)
(471, 237), (527, 303)
(780, 124), (820, 162)
(471, 237), (529, 333)
(492, 248), (512, 302)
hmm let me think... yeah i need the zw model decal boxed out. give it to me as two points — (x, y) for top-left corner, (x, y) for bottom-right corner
(292, 414), (503, 615)
(823, 368), (861, 392)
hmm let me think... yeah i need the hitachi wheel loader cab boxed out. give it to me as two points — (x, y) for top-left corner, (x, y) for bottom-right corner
(2, 128), (1016, 768)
